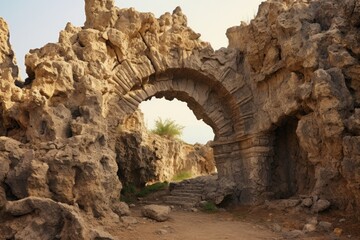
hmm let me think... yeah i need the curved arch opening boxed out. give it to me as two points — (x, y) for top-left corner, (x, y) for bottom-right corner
(139, 97), (214, 144)
(110, 67), (247, 192)
(115, 96), (218, 189)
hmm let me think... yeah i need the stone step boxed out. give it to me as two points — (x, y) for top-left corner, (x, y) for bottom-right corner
(163, 179), (210, 207)
(177, 182), (205, 187)
(164, 200), (196, 208)
(164, 195), (201, 203)
(140, 200), (165, 205)
(170, 191), (203, 198)
(171, 189), (203, 194)
(173, 185), (204, 191)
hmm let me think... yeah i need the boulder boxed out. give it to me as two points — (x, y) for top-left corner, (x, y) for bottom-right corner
(301, 198), (313, 208)
(312, 199), (331, 213)
(121, 216), (138, 225)
(318, 221), (332, 232)
(141, 205), (171, 222)
(303, 223), (317, 233)
(112, 201), (131, 216)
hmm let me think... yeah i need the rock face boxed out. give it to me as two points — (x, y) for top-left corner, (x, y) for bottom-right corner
(116, 110), (216, 187)
(1, 0), (360, 238)
(225, 0), (360, 208)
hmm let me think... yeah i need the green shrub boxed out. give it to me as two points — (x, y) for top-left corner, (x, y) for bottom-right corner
(151, 118), (184, 139)
(121, 182), (169, 203)
(201, 201), (218, 213)
(172, 171), (192, 182)
(121, 184), (137, 195)
(120, 184), (137, 203)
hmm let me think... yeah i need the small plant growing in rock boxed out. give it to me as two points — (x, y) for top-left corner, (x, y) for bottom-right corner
(120, 182), (169, 203)
(136, 182), (169, 197)
(201, 201), (218, 213)
(120, 183), (138, 203)
(151, 118), (184, 139)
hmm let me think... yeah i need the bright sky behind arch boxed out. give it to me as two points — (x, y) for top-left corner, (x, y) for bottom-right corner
(0, 0), (263, 144)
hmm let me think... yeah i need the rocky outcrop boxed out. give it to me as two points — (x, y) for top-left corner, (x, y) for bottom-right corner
(0, 18), (21, 139)
(1, 0), (360, 238)
(1, 197), (103, 240)
(226, 0), (360, 210)
(116, 110), (216, 187)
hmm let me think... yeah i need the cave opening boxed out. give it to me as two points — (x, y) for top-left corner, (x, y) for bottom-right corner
(271, 117), (315, 199)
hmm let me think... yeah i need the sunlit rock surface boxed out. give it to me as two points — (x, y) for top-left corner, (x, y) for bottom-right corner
(116, 110), (215, 187)
(1, 0), (360, 238)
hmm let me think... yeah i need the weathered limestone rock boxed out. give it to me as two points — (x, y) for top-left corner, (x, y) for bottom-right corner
(226, 0), (360, 209)
(112, 201), (131, 217)
(1, 0), (360, 237)
(141, 204), (171, 222)
(311, 199), (331, 213)
(1, 197), (115, 240)
(116, 110), (216, 186)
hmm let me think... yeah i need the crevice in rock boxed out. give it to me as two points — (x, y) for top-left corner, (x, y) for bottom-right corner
(65, 124), (73, 138)
(72, 166), (85, 211)
(0, 108), (5, 136)
(71, 107), (81, 119)
(345, 47), (360, 61)
(138, 31), (160, 74)
(40, 121), (48, 135)
(3, 182), (18, 201)
(270, 117), (314, 199)
(106, 40), (124, 71)
(218, 194), (236, 208)
(4, 118), (27, 143)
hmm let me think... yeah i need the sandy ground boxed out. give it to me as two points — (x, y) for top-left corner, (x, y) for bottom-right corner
(99, 203), (360, 240)
(100, 190), (360, 240)
(110, 207), (280, 240)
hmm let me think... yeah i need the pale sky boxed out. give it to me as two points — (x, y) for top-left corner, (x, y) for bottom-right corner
(0, 0), (263, 144)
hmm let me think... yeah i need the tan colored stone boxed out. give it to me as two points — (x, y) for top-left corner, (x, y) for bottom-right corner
(116, 110), (216, 186)
(1, 0), (360, 238)
(141, 204), (171, 222)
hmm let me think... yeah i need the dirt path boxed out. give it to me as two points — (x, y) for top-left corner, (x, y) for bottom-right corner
(110, 207), (280, 240)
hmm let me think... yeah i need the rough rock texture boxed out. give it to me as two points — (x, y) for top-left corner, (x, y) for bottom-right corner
(141, 204), (171, 222)
(1, 0), (360, 238)
(1, 197), (119, 240)
(226, 0), (360, 209)
(116, 110), (216, 187)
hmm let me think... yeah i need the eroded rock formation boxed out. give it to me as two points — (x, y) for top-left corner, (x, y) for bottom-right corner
(0, 0), (360, 238)
(116, 110), (215, 187)
(226, 0), (360, 209)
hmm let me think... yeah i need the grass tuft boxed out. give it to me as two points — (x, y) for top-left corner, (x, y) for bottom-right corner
(172, 171), (192, 182)
(201, 201), (218, 213)
(120, 182), (169, 203)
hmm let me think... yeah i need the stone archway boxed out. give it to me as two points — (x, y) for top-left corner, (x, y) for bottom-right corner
(116, 68), (236, 141)
(105, 61), (272, 203)
(2, 0), (360, 238)
(4, 0), (273, 205)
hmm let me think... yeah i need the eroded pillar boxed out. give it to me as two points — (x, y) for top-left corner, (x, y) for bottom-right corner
(212, 133), (273, 204)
